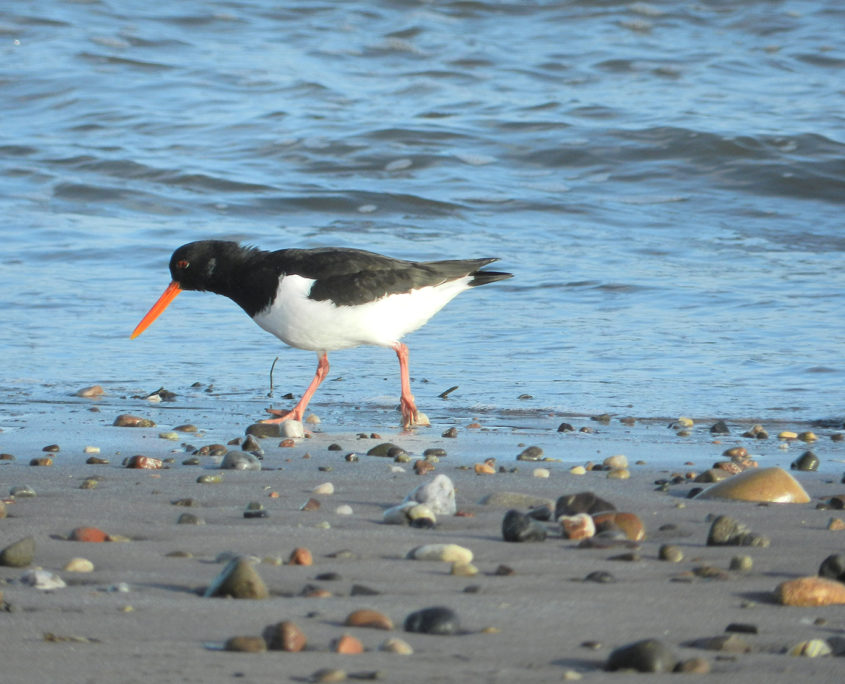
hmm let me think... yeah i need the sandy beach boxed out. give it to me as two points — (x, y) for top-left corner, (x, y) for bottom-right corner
(1, 392), (844, 683)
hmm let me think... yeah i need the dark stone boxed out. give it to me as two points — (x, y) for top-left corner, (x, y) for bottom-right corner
(516, 445), (543, 461)
(404, 606), (460, 635)
(366, 442), (399, 457)
(557, 422), (574, 432)
(584, 570), (616, 583)
(177, 513), (205, 525)
(818, 553), (845, 582)
(554, 491), (616, 519)
(725, 623), (758, 634)
(706, 515), (749, 545)
(0, 536), (35, 567)
(493, 564), (515, 576)
(684, 634), (751, 653)
(710, 420), (730, 434)
(591, 413), (611, 424)
(423, 448), (447, 458)
(314, 572), (342, 581)
(501, 509), (547, 542)
(241, 435), (262, 453)
(328, 443), (343, 451)
(606, 638), (677, 672)
(687, 487), (704, 498)
(350, 584), (381, 596)
(791, 450), (819, 472)
(245, 423), (281, 438)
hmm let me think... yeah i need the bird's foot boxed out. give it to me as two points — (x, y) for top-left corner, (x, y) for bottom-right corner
(260, 407), (300, 424)
(400, 398), (430, 429)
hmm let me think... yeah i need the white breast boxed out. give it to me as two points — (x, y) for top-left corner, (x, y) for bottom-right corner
(252, 274), (474, 352)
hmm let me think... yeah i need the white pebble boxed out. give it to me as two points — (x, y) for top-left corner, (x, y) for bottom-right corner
(533, 467), (551, 479)
(22, 569), (66, 590)
(313, 482), (334, 495)
(63, 557), (95, 573)
(282, 420), (305, 439)
(83, 446), (100, 454)
(408, 543), (472, 564)
(335, 505), (353, 516)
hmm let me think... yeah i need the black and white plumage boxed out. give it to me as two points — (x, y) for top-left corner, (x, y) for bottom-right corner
(132, 240), (512, 428)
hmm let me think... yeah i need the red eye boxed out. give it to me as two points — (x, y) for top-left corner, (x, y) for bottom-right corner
(177, 260), (189, 269)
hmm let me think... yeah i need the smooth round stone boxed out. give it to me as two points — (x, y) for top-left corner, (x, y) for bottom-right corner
(335, 505), (353, 516)
(450, 562), (478, 576)
(245, 422), (282, 438)
(593, 512), (645, 541)
(533, 467), (550, 479)
(281, 420), (305, 439)
(0, 536), (35, 567)
(204, 557), (269, 599)
(264, 620), (307, 652)
(775, 576), (845, 606)
(569, 465), (586, 475)
(502, 509), (547, 542)
(220, 451), (261, 471)
(788, 639), (832, 657)
(658, 544), (684, 562)
(559, 513), (595, 541)
(584, 570), (616, 583)
(818, 553), (845, 581)
(244, 502), (268, 519)
(345, 609), (394, 630)
(403, 474), (456, 515)
(606, 638), (677, 673)
(113, 414), (155, 427)
(380, 637), (413, 655)
(555, 492), (616, 518)
(603, 454), (628, 469)
(606, 468), (630, 480)
(313, 482), (335, 495)
(790, 450), (819, 472)
(516, 445), (543, 461)
(408, 543), (473, 564)
(730, 555), (753, 571)
(707, 515), (750, 545)
(63, 557), (94, 572)
(404, 606), (460, 635)
(311, 668), (347, 683)
(225, 636), (266, 653)
(695, 467), (810, 504)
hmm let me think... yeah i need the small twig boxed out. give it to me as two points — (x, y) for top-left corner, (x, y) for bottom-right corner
(267, 356), (280, 397)
(438, 385), (459, 399)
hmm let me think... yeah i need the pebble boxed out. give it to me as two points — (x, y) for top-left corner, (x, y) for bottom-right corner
(658, 544), (684, 562)
(569, 465), (586, 475)
(584, 570), (616, 583)
(603, 454), (628, 469)
(474, 462), (496, 475)
(379, 637), (413, 655)
(243, 502), (268, 519)
(828, 517), (845, 530)
(244, 423), (282, 438)
(345, 609), (394, 630)
(76, 384), (104, 398)
(451, 562), (478, 576)
(224, 636), (266, 653)
(499, 509), (546, 542)
(204, 557), (269, 599)
(559, 513), (595, 541)
(818, 553), (845, 581)
(281, 420), (305, 439)
(21, 568), (66, 590)
(113, 414), (155, 428)
(366, 442), (399, 457)
(220, 451), (261, 471)
(333, 634), (364, 654)
(706, 515), (769, 547)
(125, 455), (163, 470)
(414, 459), (435, 475)
(606, 468), (630, 480)
(86, 456), (109, 465)
(778, 431), (798, 440)
(605, 638), (677, 672)
(335, 505), (353, 516)
(197, 474), (222, 484)
(775, 576), (845, 606)
(264, 620), (307, 651)
(0, 536), (35, 567)
(697, 466), (811, 504)
(790, 450), (819, 471)
(288, 547), (313, 565)
(30, 457), (53, 466)
(710, 420), (730, 434)
(63, 557), (94, 572)
(159, 432), (180, 441)
(311, 668), (346, 683)
(404, 606), (460, 635)
(383, 501), (435, 527)
(516, 445), (543, 461)
(686, 634), (751, 653)
(555, 491), (616, 518)
(300, 498), (321, 511)
(533, 467), (550, 479)
(675, 657), (711, 674)
(70, 527), (109, 543)
(408, 543), (473, 564)
(729, 555), (753, 572)
(10, 485), (36, 498)
(787, 639), (832, 657)
(403, 474), (456, 515)
(79, 477), (99, 490)
(313, 482), (334, 495)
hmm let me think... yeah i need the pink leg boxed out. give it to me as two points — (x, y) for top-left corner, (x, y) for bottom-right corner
(393, 343), (429, 428)
(262, 352), (329, 423)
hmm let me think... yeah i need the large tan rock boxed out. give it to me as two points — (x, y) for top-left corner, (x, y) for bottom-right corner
(774, 576), (845, 606)
(694, 466), (810, 503)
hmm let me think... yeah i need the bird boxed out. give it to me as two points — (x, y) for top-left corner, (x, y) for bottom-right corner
(131, 240), (512, 428)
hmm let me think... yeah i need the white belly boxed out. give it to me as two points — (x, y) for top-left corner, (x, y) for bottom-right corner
(252, 274), (473, 351)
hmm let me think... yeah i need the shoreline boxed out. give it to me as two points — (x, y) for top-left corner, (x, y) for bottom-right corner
(1, 397), (844, 683)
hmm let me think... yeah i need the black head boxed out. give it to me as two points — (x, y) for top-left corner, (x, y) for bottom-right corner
(169, 240), (242, 292)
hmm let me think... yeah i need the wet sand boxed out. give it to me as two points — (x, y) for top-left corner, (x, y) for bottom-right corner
(1, 394), (844, 683)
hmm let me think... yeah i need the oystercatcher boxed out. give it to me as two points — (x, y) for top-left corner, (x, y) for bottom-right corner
(131, 240), (512, 427)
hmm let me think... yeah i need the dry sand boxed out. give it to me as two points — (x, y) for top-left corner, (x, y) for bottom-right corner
(1, 394), (844, 683)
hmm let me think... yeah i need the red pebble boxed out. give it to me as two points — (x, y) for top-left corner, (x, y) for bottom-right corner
(70, 526), (109, 542)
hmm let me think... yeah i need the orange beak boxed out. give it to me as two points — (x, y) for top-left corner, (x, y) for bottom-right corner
(130, 281), (182, 339)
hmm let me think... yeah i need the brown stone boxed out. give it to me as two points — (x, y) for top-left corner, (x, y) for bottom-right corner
(344, 609), (394, 630)
(694, 466), (810, 503)
(70, 526), (109, 543)
(125, 455), (163, 469)
(474, 463), (496, 475)
(775, 576), (845, 606)
(76, 385), (105, 398)
(265, 621), (307, 651)
(593, 512), (645, 541)
(288, 547), (313, 565)
(113, 414), (155, 428)
(828, 517), (845, 531)
(559, 513), (595, 540)
(414, 459), (435, 475)
(333, 634), (364, 654)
